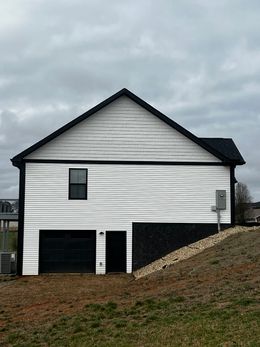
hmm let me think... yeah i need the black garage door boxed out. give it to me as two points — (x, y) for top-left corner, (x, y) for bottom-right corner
(39, 230), (96, 273)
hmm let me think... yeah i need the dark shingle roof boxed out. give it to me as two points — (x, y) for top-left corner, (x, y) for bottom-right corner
(200, 138), (245, 165)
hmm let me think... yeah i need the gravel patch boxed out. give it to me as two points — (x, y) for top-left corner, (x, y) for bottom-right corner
(133, 225), (259, 279)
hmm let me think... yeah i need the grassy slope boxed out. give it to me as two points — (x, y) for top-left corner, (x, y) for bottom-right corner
(1, 230), (260, 347)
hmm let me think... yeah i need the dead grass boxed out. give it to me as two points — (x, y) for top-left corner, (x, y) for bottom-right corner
(0, 229), (259, 346)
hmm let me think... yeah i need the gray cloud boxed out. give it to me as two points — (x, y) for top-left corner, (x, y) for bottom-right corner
(0, 0), (259, 200)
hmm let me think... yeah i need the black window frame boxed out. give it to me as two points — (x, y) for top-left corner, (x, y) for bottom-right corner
(68, 168), (88, 200)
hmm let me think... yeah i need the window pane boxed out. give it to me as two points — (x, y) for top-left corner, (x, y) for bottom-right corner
(70, 169), (86, 184)
(70, 184), (86, 199)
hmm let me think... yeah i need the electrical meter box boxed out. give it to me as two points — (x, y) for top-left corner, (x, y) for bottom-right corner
(216, 190), (226, 210)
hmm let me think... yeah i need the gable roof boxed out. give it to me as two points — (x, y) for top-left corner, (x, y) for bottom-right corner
(11, 88), (245, 166)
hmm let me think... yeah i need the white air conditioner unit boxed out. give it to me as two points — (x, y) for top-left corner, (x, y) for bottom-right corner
(0, 252), (16, 274)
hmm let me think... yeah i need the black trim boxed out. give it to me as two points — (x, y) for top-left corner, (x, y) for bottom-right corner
(68, 168), (88, 200)
(11, 88), (234, 165)
(23, 159), (233, 166)
(17, 163), (25, 275)
(230, 166), (236, 226)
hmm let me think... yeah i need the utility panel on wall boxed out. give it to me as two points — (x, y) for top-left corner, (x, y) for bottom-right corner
(216, 190), (226, 210)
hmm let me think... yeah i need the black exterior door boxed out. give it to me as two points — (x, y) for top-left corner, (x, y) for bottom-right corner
(106, 231), (126, 273)
(39, 230), (96, 273)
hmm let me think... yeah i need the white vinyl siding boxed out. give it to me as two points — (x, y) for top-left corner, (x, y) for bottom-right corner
(23, 162), (230, 275)
(25, 96), (220, 162)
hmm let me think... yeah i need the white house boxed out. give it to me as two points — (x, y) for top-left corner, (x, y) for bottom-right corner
(11, 88), (245, 275)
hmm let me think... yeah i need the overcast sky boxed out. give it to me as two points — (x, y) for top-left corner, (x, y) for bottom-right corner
(0, 0), (259, 200)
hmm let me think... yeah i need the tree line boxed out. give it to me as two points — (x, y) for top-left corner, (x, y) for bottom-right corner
(235, 182), (254, 224)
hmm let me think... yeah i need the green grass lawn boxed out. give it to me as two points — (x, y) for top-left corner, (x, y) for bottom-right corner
(4, 295), (260, 347)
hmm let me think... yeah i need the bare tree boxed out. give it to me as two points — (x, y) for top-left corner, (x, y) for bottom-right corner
(235, 182), (253, 224)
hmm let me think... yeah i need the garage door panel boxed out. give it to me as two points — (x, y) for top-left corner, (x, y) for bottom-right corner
(39, 230), (96, 273)
(42, 250), (65, 262)
(70, 250), (93, 261)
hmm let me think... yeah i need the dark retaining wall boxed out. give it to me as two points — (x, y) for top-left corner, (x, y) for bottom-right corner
(132, 223), (230, 270)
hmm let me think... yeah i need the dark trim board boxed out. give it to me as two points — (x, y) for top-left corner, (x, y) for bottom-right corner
(23, 159), (233, 166)
(132, 223), (231, 270)
(230, 166), (236, 225)
(11, 88), (244, 166)
(17, 164), (25, 275)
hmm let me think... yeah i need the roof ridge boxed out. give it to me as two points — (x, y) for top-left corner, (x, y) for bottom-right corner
(200, 137), (233, 140)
